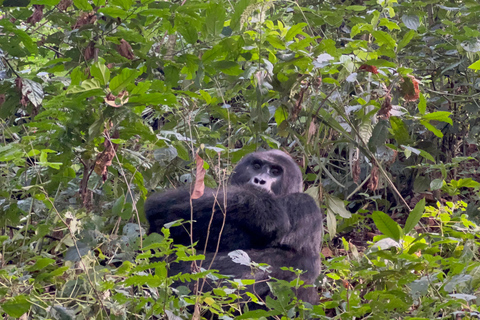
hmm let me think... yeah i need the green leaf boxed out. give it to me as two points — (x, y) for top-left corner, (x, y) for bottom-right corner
(468, 59), (480, 70)
(372, 30), (396, 48)
(418, 93), (426, 115)
(422, 111), (453, 125)
(113, 195), (125, 217)
(420, 120), (443, 138)
(379, 18), (400, 31)
(129, 93), (177, 106)
(230, 0), (251, 31)
(173, 142), (190, 161)
(274, 106), (288, 125)
(398, 30), (416, 50)
(179, 24), (198, 44)
(285, 23), (307, 41)
(1, 295), (31, 318)
(109, 68), (141, 94)
(372, 211), (401, 241)
(205, 3), (226, 37)
(73, 0), (92, 10)
(111, 0), (134, 10)
(390, 116), (411, 145)
(31, 0), (61, 5)
(13, 28), (38, 54)
(98, 7), (128, 19)
(404, 198), (425, 234)
(346, 5), (366, 11)
(430, 179), (444, 190)
(90, 61), (110, 86)
(28, 258), (56, 271)
(402, 14), (420, 31)
(326, 195), (351, 219)
(368, 120), (389, 151)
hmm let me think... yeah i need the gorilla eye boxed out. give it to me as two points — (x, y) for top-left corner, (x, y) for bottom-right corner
(270, 166), (282, 176)
(252, 162), (262, 170)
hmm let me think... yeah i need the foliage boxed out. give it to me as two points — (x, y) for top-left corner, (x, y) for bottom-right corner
(1, 0), (480, 318)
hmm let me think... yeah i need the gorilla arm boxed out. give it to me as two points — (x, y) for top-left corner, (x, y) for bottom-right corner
(144, 186), (291, 251)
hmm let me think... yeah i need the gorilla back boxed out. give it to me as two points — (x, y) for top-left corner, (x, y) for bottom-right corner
(145, 150), (323, 305)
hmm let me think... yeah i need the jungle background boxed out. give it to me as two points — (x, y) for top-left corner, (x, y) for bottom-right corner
(1, 0), (480, 318)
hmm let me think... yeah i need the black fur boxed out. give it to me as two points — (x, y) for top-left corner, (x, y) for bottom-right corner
(145, 150), (323, 305)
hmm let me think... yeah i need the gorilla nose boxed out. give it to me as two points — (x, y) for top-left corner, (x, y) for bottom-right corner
(253, 177), (266, 185)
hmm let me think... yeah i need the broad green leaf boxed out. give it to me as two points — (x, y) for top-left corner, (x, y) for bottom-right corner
(368, 120), (389, 151)
(111, 0), (134, 10)
(326, 195), (351, 219)
(430, 179), (444, 190)
(179, 24), (198, 44)
(379, 18), (400, 31)
(31, 0), (61, 4)
(230, 0), (252, 31)
(372, 30), (396, 48)
(422, 111), (453, 125)
(326, 210), (336, 240)
(420, 120), (443, 138)
(274, 106), (288, 125)
(372, 211), (401, 241)
(28, 257), (55, 271)
(468, 59), (480, 70)
(418, 93), (426, 115)
(93, 0), (106, 5)
(390, 116), (411, 145)
(129, 93), (177, 106)
(398, 30), (416, 50)
(1, 295), (31, 318)
(12, 28), (38, 54)
(98, 7), (128, 19)
(205, 3), (226, 37)
(90, 61), (110, 86)
(109, 68), (141, 93)
(113, 195), (125, 217)
(73, 0), (92, 10)
(285, 23), (307, 41)
(174, 142), (190, 161)
(346, 5), (366, 11)
(402, 14), (420, 30)
(404, 198), (425, 234)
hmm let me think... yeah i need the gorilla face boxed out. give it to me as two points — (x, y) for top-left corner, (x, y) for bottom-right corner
(230, 150), (303, 195)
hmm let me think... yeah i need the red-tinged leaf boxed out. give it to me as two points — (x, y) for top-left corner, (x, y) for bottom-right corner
(191, 153), (206, 200)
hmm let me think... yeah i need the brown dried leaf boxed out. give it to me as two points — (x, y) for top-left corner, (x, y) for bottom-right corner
(400, 75), (420, 101)
(367, 165), (379, 191)
(359, 64), (379, 74)
(191, 153), (206, 200)
(15, 77), (22, 90)
(58, 0), (73, 11)
(117, 39), (135, 60)
(352, 158), (360, 184)
(84, 41), (96, 60)
(73, 11), (96, 29)
(94, 130), (119, 182)
(291, 82), (310, 120)
(27, 5), (44, 25)
(321, 247), (333, 258)
(378, 94), (392, 119)
(307, 120), (317, 144)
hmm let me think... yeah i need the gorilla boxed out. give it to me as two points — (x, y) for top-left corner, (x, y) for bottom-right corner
(145, 150), (323, 306)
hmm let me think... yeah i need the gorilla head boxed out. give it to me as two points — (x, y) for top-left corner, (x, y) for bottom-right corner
(229, 150), (303, 195)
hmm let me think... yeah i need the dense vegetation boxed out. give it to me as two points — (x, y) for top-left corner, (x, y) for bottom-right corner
(1, 0), (480, 318)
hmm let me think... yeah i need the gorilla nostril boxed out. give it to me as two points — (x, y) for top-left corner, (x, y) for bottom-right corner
(253, 177), (259, 184)
(260, 180), (266, 185)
